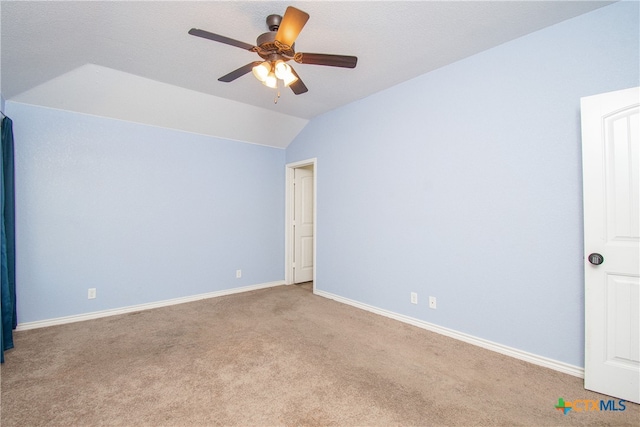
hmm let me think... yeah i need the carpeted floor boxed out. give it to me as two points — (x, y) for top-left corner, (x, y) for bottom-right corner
(1, 284), (637, 426)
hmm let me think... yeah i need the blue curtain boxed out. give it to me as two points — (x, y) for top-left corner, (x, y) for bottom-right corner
(1, 116), (17, 363)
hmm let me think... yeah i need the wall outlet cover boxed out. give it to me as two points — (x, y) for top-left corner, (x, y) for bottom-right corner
(410, 292), (418, 304)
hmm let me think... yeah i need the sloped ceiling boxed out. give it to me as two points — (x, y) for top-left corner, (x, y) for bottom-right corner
(0, 1), (613, 147)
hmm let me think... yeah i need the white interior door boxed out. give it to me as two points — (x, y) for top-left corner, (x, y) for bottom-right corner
(581, 86), (639, 404)
(293, 166), (314, 283)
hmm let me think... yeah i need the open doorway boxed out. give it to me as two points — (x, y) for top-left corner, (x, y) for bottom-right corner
(285, 159), (316, 291)
(294, 282), (313, 293)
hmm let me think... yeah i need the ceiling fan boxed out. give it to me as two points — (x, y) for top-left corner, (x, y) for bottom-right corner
(188, 6), (357, 96)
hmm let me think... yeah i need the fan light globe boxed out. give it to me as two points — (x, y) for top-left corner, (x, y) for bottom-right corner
(281, 72), (298, 87)
(282, 73), (298, 87)
(263, 71), (278, 89)
(274, 60), (298, 87)
(252, 61), (271, 82)
(274, 60), (290, 79)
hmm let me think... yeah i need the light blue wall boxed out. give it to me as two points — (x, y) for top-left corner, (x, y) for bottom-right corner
(286, 1), (639, 367)
(8, 102), (285, 323)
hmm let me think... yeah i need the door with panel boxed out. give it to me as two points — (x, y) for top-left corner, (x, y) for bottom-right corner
(581, 86), (639, 403)
(293, 166), (314, 283)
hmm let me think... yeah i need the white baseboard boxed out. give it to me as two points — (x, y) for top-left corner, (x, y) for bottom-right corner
(314, 289), (584, 379)
(16, 282), (584, 379)
(16, 281), (285, 331)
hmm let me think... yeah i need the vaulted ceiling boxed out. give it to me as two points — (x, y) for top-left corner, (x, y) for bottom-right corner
(1, 1), (613, 147)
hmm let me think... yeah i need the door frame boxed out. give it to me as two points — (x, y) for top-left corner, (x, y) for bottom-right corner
(285, 158), (317, 290)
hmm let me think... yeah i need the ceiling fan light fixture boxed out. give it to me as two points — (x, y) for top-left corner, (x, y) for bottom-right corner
(189, 6), (357, 96)
(252, 61), (271, 82)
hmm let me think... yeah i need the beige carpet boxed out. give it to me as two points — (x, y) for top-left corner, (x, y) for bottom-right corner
(1, 284), (637, 426)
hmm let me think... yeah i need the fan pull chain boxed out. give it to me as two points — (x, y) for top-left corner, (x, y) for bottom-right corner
(274, 85), (281, 104)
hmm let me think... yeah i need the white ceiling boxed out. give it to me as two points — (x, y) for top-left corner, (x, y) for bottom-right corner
(1, 1), (614, 147)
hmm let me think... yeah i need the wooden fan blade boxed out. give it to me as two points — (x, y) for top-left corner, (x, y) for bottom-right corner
(275, 6), (309, 48)
(288, 66), (308, 95)
(294, 53), (357, 68)
(218, 62), (263, 82)
(189, 28), (255, 51)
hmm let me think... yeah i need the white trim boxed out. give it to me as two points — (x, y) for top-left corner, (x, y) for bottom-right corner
(284, 158), (317, 288)
(314, 289), (585, 379)
(16, 281), (285, 331)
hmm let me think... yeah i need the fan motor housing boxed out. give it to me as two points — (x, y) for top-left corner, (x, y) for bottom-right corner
(256, 31), (295, 58)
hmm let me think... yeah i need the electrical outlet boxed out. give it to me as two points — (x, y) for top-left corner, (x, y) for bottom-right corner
(429, 296), (437, 309)
(88, 288), (96, 299)
(410, 292), (418, 304)
(236, 269), (242, 279)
